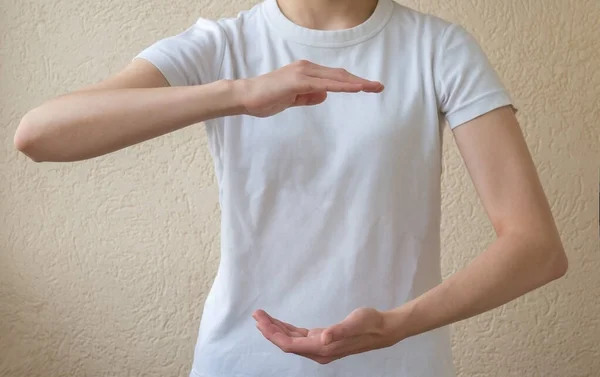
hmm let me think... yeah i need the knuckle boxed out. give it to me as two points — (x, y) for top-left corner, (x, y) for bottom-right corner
(293, 66), (306, 76)
(293, 60), (311, 72)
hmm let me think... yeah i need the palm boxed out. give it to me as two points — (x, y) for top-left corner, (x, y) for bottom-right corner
(253, 308), (391, 364)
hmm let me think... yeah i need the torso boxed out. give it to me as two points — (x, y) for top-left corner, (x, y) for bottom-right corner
(194, 1), (455, 376)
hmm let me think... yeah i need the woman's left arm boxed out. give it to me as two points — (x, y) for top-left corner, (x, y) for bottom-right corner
(253, 105), (568, 364)
(384, 105), (568, 340)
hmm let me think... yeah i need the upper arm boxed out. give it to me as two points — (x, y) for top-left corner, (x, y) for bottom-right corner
(434, 23), (562, 245)
(452, 107), (560, 243)
(76, 58), (171, 92)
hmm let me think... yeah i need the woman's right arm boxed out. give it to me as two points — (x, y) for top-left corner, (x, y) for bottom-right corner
(14, 59), (383, 163)
(14, 59), (246, 162)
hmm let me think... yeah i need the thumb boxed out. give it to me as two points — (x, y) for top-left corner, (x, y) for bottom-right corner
(321, 323), (350, 345)
(293, 92), (328, 107)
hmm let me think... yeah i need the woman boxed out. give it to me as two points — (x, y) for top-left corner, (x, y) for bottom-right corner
(14, 0), (568, 376)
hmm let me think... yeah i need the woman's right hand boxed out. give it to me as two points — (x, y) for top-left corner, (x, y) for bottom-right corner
(235, 60), (384, 118)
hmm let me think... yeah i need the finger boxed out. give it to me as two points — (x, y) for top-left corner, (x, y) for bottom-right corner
(255, 320), (282, 338)
(299, 78), (364, 94)
(304, 63), (373, 83)
(271, 320), (297, 336)
(256, 321), (296, 350)
(302, 77), (383, 94)
(304, 64), (384, 92)
(253, 310), (308, 337)
(275, 319), (309, 337)
(252, 310), (273, 326)
(253, 310), (292, 336)
(272, 332), (328, 355)
(261, 311), (310, 337)
(269, 318), (306, 337)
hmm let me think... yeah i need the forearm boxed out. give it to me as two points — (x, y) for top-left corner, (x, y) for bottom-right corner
(14, 79), (243, 162)
(385, 233), (567, 341)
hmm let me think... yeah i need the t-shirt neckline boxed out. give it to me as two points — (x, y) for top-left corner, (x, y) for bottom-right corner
(261, 0), (394, 48)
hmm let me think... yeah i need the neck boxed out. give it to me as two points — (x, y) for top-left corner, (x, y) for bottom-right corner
(275, 0), (379, 30)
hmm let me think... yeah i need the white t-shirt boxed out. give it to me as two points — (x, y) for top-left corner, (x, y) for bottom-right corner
(135, 1), (514, 376)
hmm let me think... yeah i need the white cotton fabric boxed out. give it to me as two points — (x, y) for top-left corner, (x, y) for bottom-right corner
(135, 1), (514, 376)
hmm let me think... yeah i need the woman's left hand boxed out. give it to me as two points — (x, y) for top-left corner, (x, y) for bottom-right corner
(252, 307), (399, 364)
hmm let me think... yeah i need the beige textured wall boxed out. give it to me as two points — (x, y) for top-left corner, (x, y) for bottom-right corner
(1, 0), (598, 376)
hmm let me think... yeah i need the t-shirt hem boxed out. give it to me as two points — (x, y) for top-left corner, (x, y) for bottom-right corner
(446, 90), (515, 129)
(133, 54), (185, 87)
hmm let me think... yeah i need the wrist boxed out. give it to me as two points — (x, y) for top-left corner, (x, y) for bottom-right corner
(382, 304), (414, 343)
(193, 79), (248, 118)
(228, 79), (251, 116)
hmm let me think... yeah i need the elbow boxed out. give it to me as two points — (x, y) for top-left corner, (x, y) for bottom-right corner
(533, 235), (568, 284)
(499, 223), (568, 284)
(14, 112), (47, 162)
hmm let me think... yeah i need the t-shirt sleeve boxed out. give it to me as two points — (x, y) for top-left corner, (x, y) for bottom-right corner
(134, 18), (226, 87)
(434, 23), (515, 129)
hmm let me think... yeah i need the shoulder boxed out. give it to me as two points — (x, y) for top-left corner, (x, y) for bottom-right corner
(212, 2), (266, 41)
(386, 3), (513, 128)
(157, 2), (264, 50)
(390, 3), (450, 35)
(388, 2), (477, 49)
(133, 3), (265, 86)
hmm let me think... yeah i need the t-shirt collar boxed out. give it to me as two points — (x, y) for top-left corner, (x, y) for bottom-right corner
(261, 0), (394, 48)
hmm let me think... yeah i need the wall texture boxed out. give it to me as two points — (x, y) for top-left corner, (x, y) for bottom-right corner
(1, 0), (598, 376)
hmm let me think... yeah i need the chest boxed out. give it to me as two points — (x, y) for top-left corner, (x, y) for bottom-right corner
(210, 34), (443, 188)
